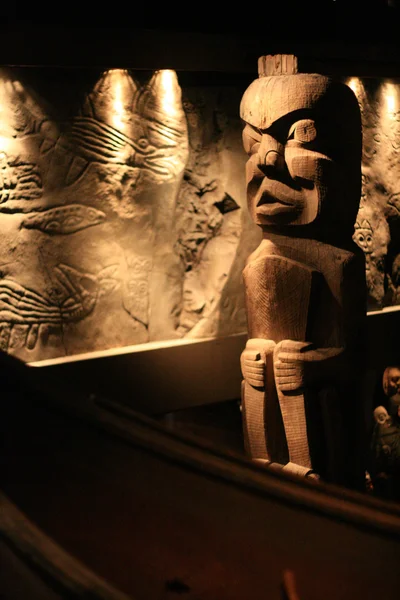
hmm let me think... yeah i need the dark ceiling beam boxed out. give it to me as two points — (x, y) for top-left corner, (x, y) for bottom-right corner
(0, 26), (399, 77)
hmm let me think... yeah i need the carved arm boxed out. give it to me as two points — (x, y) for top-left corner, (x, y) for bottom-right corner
(273, 340), (357, 393)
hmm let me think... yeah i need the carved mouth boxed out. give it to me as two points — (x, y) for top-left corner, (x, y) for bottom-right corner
(257, 190), (293, 206)
(256, 189), (298, 216)
(256, 202), (296, 216)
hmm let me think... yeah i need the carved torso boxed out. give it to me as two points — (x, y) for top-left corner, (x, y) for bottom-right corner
(243, 235), (366, 355)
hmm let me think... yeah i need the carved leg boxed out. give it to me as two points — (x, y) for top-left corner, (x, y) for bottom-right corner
(275, 385), (312, 469)
(241, 339), (276, 461)
(242, 380), (269, 460)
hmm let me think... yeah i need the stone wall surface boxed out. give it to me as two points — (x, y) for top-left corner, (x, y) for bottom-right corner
(0, 68), (259, 361)
(349, 77), (400, 310)
(0, 68), (398, 362)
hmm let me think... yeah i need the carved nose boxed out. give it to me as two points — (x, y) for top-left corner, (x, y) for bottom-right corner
(265, 150), (281, 167)
(260, 149), (285, 176)
(258, 135), (285, 176)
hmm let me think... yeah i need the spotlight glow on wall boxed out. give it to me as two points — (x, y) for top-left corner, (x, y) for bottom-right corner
(91, 69), (136, 135)
(105, 69), (132, 132)
(112, 81), (125, 131)
(0, 77), (30, 153)
(377, 81), (400, 154)
(0, 79), (13, 152)
(152, 70), (181, 119)
(346, 77), (361, 96)
(385, 83), (397, 115)
(345, 77), (366, 111)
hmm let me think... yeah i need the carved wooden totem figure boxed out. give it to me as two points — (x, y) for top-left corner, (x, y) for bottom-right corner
(239, 55), (367, 488)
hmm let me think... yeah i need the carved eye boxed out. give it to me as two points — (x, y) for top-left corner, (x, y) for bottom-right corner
(137, 137), (149, 149)
(287, 119), (317, 144)
(242, 124), (262, 155)
(63, 216), (82, 228)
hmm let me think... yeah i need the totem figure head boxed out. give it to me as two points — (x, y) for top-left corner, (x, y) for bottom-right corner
(240, 55), (362, 243)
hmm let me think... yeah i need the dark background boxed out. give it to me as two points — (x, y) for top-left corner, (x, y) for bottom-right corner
(0, 1), (399, 75)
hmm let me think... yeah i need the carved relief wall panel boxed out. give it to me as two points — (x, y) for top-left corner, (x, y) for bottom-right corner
(348, 77), (400, 310)
(0, 68), (258, 361)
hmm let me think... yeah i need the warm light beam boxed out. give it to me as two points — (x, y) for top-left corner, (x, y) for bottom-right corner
(94, 69), (135, 134)
(154, 70), (180, 118)
(112, 80), (125, 131)
(386, 90), (396, 114)
(346, 77), (361, 96)
(345, 77), (366, 111)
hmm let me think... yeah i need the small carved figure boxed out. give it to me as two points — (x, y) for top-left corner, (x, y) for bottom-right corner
(383, 366), (400, 419)
(369, 405), (400, 501)
(239, 55), (367, 488)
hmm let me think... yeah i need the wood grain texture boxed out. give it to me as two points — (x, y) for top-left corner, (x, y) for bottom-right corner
(258, 54), (298, 77)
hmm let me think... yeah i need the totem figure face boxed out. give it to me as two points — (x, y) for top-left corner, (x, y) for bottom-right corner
(240, 74), (362, 237)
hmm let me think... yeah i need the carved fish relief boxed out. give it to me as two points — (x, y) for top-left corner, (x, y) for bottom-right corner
(21, 204), (106, 234)
(56, 70), (188, 186)
(59, 114), (187, 185)
(0, 263), (119, 351)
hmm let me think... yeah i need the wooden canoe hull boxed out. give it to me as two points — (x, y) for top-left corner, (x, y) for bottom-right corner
(2, 350), (400, 599)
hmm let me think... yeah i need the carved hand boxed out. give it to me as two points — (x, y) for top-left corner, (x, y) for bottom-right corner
(274, 339), (345, 392)
(240, 338), (276, 388)
(273, 340), (314, 393)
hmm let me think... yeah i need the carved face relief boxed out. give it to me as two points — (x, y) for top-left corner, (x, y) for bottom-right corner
(240, 74), (362, 232)
(373, 405), (391, 426)
(353, 219), (374, 255)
